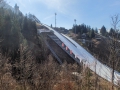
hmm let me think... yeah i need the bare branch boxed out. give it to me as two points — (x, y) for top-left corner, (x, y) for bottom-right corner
(111, 14), (120, 31)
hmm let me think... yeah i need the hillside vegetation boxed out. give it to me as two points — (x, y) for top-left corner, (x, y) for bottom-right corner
(0, 1), (120, 90)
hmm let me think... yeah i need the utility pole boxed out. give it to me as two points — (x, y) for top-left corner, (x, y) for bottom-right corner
(74, 19), (76, 35)
(55, 13), (57, 28)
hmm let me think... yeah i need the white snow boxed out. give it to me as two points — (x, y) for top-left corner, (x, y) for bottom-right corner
(43, 24), (120, 86)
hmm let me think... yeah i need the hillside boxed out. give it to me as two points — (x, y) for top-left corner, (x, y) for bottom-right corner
(0, 1), (120, 90)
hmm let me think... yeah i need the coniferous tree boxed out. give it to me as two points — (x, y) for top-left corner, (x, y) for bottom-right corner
(90, 29), (95, 38)
(51, 24), (52, 28)
(100, 25), (106, 36)
(95, 28), (98, 33)
(1, 14), (12, 54)
(109, 28), (114, 36)
(22, 16), (28, 39)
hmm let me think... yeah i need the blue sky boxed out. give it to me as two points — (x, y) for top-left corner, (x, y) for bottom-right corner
(6, 0), (120, 30)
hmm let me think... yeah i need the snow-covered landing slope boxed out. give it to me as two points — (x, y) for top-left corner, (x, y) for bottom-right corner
(43, 24), (120, 86)
(62, 34), (120, 86)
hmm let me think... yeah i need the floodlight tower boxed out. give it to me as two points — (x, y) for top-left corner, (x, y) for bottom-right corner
(55, 13), (57, 28)
(74, 19), (76, 34)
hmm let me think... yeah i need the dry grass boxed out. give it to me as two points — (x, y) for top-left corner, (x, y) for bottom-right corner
(0, 53), (119, 90)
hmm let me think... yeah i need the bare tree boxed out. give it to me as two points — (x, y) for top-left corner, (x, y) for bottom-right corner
(110, 14), (120, 90)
